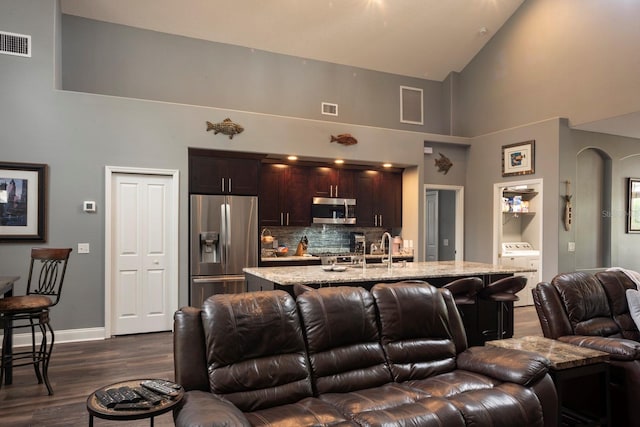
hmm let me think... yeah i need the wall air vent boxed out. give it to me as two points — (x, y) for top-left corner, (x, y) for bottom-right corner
(321, 102), (338, 116)
(0, 31), (31, 57)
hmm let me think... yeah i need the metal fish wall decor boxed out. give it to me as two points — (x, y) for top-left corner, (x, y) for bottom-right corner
(434, 153), (453, 174)
(206, 118), (244, 139)
(330, 134), (358, 146)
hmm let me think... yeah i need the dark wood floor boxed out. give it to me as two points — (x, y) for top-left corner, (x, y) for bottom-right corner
(0, 307), (542, 426)
(513, 305), (543, 338)
(0, 332), (175, 426)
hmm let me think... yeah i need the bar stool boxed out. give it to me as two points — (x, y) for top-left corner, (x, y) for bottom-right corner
(478, 276), (526, 340)
(442, 277), (483, 306)
(0, 247), (72, 395)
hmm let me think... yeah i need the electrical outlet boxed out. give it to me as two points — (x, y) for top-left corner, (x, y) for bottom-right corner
(443, 239), (449, 246)
(78, 243), (90, 254)
(568, 242), (575, 252)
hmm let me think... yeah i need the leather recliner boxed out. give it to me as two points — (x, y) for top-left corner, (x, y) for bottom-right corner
(533, 270), (640, 427)
(174, 281), (557, 426)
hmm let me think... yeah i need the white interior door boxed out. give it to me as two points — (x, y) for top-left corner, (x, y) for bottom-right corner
(111, 172), (175, 335)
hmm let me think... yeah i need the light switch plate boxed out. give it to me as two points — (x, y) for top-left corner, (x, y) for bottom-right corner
(568, 242), (575, 252)
(78, 243), (90, 254)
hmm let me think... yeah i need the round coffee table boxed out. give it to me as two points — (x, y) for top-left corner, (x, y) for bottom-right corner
(86, 378), (184, 426)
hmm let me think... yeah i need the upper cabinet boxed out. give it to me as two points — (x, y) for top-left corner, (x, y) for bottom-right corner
(189, 149), (261, 195)
(309, 167), (356, 199)
(190, 149), (403, 228)
(259, 164), (311, 227)
(379, 172), (402, 228)
(356, 170), (402, 228)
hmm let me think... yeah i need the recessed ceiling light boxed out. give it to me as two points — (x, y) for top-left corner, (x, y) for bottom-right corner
(382, 163), (392, 168)
(287, 155), (298, 161)
(334, 159), (344, 165)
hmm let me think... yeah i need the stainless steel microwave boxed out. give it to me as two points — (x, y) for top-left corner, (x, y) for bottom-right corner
(312, 197), (356, 224)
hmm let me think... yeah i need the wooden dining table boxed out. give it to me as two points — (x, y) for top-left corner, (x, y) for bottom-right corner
(0, 275), (19, 385)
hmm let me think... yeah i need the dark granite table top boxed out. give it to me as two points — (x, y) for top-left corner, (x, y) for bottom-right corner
(486, 336), (609, 370)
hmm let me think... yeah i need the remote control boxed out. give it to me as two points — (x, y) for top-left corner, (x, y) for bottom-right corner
(155, 379), (181, 390)
(105, 388), (127, 403)
(113, 402), (153, 411)
(133, 386), (163, 405)
(141, 380), (180, 397)
(118, 386), (141, 403)
(95, 390), (118, 408)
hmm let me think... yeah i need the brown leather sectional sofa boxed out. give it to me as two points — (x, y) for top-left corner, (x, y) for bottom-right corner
(174, 281), (558, 426)
(533, 270), (640, 427)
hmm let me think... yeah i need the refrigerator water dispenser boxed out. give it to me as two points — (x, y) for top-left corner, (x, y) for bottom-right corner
(199, 231), (219, 263)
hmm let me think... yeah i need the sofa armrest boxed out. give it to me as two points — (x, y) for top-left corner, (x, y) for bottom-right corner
(457, 346), (550, 386)
(174, 391), (251, 427)
(174, 306), (209, 392)
(558, 335), (640, 361)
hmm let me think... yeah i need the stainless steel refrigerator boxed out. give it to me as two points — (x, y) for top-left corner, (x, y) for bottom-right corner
(190, 194), (258, 307)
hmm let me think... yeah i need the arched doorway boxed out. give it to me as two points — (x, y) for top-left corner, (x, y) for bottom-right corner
(575, 148), (612, 270)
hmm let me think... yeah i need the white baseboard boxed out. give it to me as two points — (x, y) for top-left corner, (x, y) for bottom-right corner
(0, 327), (105, 349)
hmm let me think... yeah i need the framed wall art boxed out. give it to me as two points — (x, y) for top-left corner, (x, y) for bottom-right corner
(627, 178), (640, 233)
(502, 140), (535, 177)
(0, 162), (47, 242)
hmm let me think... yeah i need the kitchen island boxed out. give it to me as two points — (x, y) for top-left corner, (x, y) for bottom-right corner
(244, 260), (536, 346)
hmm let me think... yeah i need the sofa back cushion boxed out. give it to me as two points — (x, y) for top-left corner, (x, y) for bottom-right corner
(596, 270), (640, 340)
(296, 286), (392, 394)
(201, 291), (313, 411)
(371, 281), (458, 382)
(552, 272), (619, 337)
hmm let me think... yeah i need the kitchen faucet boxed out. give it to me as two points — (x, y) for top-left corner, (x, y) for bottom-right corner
(355, 235), (366, 272)
(381, 232), (393, 270)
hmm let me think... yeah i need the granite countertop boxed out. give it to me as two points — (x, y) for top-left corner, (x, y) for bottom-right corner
(244, 260), (535, 286)
(486, 336), (609, 370)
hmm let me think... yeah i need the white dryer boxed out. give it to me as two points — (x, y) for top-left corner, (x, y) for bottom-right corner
(499, 242), (541, 307)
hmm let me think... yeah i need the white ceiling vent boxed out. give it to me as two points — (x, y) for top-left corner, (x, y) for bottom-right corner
(321, 102), (338, 116)
(0, 31), (31, 57)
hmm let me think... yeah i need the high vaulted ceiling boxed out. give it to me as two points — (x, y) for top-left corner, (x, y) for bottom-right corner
(60, 0), (525, 82)
(59, 0), (640, 140)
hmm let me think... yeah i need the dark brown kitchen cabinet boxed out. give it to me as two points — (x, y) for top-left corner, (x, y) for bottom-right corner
(356, 170), (402, 228)
(379, 172), (402, 228)
(259, 164), (311, 226)
(355, 171), (378, 227)
(309, 167), (356, 199)
(189, 149), (260, 195)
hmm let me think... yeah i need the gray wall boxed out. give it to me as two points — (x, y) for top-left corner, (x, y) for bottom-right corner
(464, 119), (560, 282)
(61, 15), (446, 135)
(575, 148), (610, 270)
(559, 126), (640, 274)
(457, 0), (640, 279)
(456, 0), (640, 137)
(423, 142), (468, 186)
(4, 0), (640, 335)
(0, 0), (429, 332)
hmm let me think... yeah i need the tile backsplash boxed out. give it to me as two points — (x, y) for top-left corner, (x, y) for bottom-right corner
(262, 225), (392, 254)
